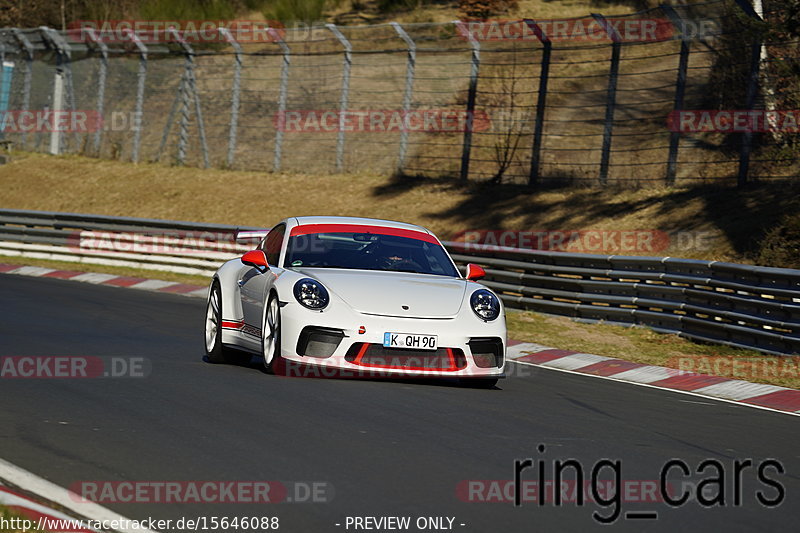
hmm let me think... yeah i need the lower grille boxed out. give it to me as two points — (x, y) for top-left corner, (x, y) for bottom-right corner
(345, 343), (467, 371)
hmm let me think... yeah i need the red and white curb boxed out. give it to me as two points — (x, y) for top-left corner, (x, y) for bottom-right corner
(3, 263), (799, 417)
(0, 458), (155, 533)
(0, 263), (208, 298)
(507, 341), (800, 417)
(0, 485), (95, 532)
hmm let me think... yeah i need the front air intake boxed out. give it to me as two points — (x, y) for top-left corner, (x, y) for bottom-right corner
(296, 327), (344, 358)
(468, 337), (504, 368)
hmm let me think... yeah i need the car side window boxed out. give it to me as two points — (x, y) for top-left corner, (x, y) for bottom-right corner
(261, 223), (286, 267)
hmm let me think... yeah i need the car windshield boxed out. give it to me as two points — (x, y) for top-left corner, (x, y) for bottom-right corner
(284, 231), (459, 277)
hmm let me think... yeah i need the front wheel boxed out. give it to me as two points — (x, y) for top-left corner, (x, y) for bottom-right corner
(262, 293), (283, 373)
(205, 280), (246, 364)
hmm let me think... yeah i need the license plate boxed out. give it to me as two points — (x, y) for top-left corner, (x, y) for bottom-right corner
(383, 332), (438, 351)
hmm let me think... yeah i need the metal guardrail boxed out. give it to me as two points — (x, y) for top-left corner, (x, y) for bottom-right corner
(0, 209), (259, 276)
(1, 209), (798, 355)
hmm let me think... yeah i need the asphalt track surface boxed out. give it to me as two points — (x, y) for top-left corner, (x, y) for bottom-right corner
(1, 275), (799, 533)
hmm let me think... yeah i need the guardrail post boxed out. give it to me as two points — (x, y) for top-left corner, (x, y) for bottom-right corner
(327, 24), (351, 172)
(11, 30), (34, 149)
(455, 21), (480, 182)
(169, 28), (209, 168)
(271, 27), (291, 172)
(391, 22), (416, 173)
(591, 14), (621, 186)
(732, 0), (764, 188)
(123, 29), (147, 163)
(218, 27), (242, 169)
(661, 5), (690, 186)
(524, 19), (551, 186)
(83, 28), (109, 156)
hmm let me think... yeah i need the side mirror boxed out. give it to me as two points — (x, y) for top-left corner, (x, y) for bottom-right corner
(466, 263), (486, 281)
(241, 250), (270, 270)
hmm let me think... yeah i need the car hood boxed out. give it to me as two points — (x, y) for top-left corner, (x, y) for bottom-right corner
(297, 268), (467, 318)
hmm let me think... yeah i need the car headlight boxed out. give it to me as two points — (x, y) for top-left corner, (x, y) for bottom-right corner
(470, 289), (500, 321)
(293, 278), (330, 310)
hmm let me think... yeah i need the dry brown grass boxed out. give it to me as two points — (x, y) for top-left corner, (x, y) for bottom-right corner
(2, 151), (798, 264)
(330, 0), (638, 25)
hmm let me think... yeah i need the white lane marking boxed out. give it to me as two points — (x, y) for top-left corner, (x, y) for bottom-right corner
(0, 457), (157, 533)
(185, 288), (208, 298)
(508, 360), (800, 418)
(539, 352), (612, 371)
(70, 273), (119, 284)
(691, 381), (788, 401)
(610, 365), (681, 384)
(10, 266), (56, 277)
(128, 279), (177, 291)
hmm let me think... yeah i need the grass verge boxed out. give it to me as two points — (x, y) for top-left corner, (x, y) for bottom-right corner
(2, 152), (800, 264)
(0, 505), (39, 532)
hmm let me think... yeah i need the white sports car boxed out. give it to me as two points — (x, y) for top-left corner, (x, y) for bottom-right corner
(204, 216), (506, 386)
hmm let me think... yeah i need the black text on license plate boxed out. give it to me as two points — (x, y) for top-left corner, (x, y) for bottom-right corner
(383, 333), (438, 351)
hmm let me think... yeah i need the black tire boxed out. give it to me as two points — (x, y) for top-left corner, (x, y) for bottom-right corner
(262, 292), (283, 374)
(205, 280), (242, 364)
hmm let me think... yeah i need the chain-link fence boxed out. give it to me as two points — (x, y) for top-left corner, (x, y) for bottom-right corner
(0, 0), (797, 186)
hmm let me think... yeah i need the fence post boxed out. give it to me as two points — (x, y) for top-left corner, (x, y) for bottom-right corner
(391, 22), (416, 172)
(42, 28), (81, 152)
(524, 19), (551, 186)
(123, 29), (147, 164)
(218, 28), (242, 169)
(661, 5), (690, 186)
(455, 21), (480, 182)
(11, 30), (33, 149)
(327, 24), (352, 172)
(732, 0), (764, 187)
(39, 27), (74, 155)
(591, 14), (621, 186)
(169, 28), (209, 168)
(84, 28), (108, 157)
(0, 41), (5, 124)
(271, 27), (291, 172)
(737, 43), (761, 187)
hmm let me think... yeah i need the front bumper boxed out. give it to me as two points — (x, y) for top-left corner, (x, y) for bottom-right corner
(278, 301), (506, 378)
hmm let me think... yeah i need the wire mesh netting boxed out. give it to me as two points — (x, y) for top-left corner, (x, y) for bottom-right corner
(0, 0), (797, 186)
